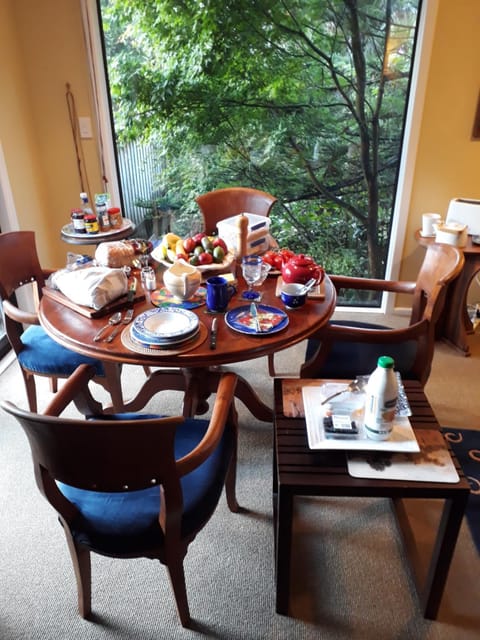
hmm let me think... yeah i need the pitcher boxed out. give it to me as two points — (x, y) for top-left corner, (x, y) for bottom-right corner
(163, 261), (201, 301)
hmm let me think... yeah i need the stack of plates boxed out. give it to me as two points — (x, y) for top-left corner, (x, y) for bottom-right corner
(130, 307), (200, 349)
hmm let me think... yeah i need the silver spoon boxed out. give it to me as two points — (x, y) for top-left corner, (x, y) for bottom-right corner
(93, 311), (122, 342)
(299, 278), (317, 294)
(320, 379), (361, 405)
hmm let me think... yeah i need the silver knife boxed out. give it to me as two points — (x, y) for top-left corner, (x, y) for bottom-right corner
(250, 302), (261, 332)
(210, 317), (218, 349)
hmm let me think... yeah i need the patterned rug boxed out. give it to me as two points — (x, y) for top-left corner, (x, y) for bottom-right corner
(442, 428), (480, 554)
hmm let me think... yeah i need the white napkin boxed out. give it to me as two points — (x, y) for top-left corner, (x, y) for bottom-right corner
(48, 267), (128, 310)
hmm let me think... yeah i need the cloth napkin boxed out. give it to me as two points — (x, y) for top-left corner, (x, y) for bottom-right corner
(47, 267), (128, 310)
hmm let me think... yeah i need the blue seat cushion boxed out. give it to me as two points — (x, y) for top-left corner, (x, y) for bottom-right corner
(305, 320), (417, 379)
(18, 325), (104, 376)
(58, 415), (234, 556)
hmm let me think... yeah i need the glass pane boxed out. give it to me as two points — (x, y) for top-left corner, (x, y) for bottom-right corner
(98, 0), (422, 306)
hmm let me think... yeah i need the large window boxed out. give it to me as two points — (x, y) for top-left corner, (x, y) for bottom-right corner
(92, 0), (426, 307)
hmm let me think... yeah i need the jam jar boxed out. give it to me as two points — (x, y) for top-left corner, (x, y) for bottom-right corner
(84, 213), (99, 234)
(70, 208), (86, 234)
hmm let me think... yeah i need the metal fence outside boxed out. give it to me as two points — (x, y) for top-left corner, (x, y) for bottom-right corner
(117, 139), (165, 227)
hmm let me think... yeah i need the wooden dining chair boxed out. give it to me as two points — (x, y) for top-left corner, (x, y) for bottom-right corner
(295, 243), (464, 386)
(195, 187), (278, 235)
(1, 363), (239, 628)
(0, 230), (123, 412)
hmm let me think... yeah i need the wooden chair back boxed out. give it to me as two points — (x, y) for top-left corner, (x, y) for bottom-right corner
(299, 243), (464, 385)
(195, 187), (277, 234)
(1, 364), (239, 627)
(0, 230), (46, 353)
(0, 230), (125, 412)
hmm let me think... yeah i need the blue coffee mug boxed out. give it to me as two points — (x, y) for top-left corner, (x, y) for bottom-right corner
(206, 276), (235, 312)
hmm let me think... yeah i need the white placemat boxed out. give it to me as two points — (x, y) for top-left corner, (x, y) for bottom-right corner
(347, 430), (460, 483)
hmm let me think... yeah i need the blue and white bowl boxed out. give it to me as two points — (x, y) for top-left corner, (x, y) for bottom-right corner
(280, 283), (307, 310)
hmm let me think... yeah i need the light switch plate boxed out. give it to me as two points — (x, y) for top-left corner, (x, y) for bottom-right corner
(78, 117), (93, 139)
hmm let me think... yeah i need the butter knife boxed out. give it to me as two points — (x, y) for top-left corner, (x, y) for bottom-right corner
(210, 317), (218, 350)
(250, 302), (262, 333)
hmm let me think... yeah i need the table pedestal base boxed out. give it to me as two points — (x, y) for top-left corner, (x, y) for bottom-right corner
(107, 366), (273, 420)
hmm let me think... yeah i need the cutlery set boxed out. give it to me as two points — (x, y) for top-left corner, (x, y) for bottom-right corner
(93, 309), (134, 342)
(93, 277), (136, 342)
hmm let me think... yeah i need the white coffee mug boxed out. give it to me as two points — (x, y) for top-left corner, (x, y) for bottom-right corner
(421, 213), (442, 237)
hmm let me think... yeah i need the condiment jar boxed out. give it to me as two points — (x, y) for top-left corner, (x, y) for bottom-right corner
(70, 208), (85, 233)
(84, 213), (99, 234)
(281, 254), (324, 285)
(108, 207), (123, 229)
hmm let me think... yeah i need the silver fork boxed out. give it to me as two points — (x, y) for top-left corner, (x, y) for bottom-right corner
(105, 308), (134, 343)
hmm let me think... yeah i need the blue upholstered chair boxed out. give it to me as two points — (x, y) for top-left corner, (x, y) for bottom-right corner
(298, 243), (464, 386)
(0, 230), (122, 412)
(1, 363), (239, 628)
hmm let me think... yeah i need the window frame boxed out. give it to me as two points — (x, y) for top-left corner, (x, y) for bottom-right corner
(82, 0), (439, 316)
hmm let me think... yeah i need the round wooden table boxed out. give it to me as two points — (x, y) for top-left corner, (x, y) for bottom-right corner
(39, 269), (336, 419)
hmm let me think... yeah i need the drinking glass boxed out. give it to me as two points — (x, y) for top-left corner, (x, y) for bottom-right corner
(241, 255), (263, 300)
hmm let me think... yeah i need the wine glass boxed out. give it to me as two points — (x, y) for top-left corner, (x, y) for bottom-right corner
(241, 255), (263, 300)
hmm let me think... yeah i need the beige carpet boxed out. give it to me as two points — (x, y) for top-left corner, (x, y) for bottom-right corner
(0, 333), (479, 639)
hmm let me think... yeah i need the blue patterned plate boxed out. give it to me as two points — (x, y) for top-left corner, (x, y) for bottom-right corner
(225, 304), (289, 335)
(132, 306), (199, 342)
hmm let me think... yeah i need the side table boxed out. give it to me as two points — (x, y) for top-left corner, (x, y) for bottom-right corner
(273, 378), (470, 620)
(60, 218), (136, 246)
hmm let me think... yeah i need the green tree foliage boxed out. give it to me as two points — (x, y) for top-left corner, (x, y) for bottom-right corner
(100, 0), (420, 281)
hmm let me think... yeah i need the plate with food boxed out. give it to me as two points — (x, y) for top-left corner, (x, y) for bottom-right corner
(225, 304), (289, 335)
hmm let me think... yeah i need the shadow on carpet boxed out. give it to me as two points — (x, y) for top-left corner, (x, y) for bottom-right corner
(442, 428), (480, 554)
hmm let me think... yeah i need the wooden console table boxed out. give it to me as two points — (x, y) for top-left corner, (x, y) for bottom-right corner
(273, 378), (470, 620)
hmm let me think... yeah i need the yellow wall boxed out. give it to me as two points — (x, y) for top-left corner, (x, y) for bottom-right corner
(403, 0), (480, 278)
(1, 0), (480, 279)
(0, 0), (102, 267)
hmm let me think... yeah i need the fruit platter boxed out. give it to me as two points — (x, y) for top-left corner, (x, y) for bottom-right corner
(151, 232), (235, 275)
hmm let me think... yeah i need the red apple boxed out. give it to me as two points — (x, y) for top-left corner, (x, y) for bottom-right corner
(193, 232), (207, 244)
(183, 237), (196, 253)
(213, 237), (228, 253)
(198, 251), (213, 265)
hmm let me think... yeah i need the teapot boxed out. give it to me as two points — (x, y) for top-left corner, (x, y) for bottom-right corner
(163, 260), (201, 301)
(281, 254), (324, 285)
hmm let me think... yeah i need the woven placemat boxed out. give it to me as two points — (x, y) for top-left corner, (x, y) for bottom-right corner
(121, 322), (207, 355)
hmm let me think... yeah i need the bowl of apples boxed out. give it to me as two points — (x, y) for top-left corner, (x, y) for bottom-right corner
(152, 232), (236, 276)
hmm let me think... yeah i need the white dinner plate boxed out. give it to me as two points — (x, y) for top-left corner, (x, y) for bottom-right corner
(132, 306), (199, 341)
(129, 325), (200, 349)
